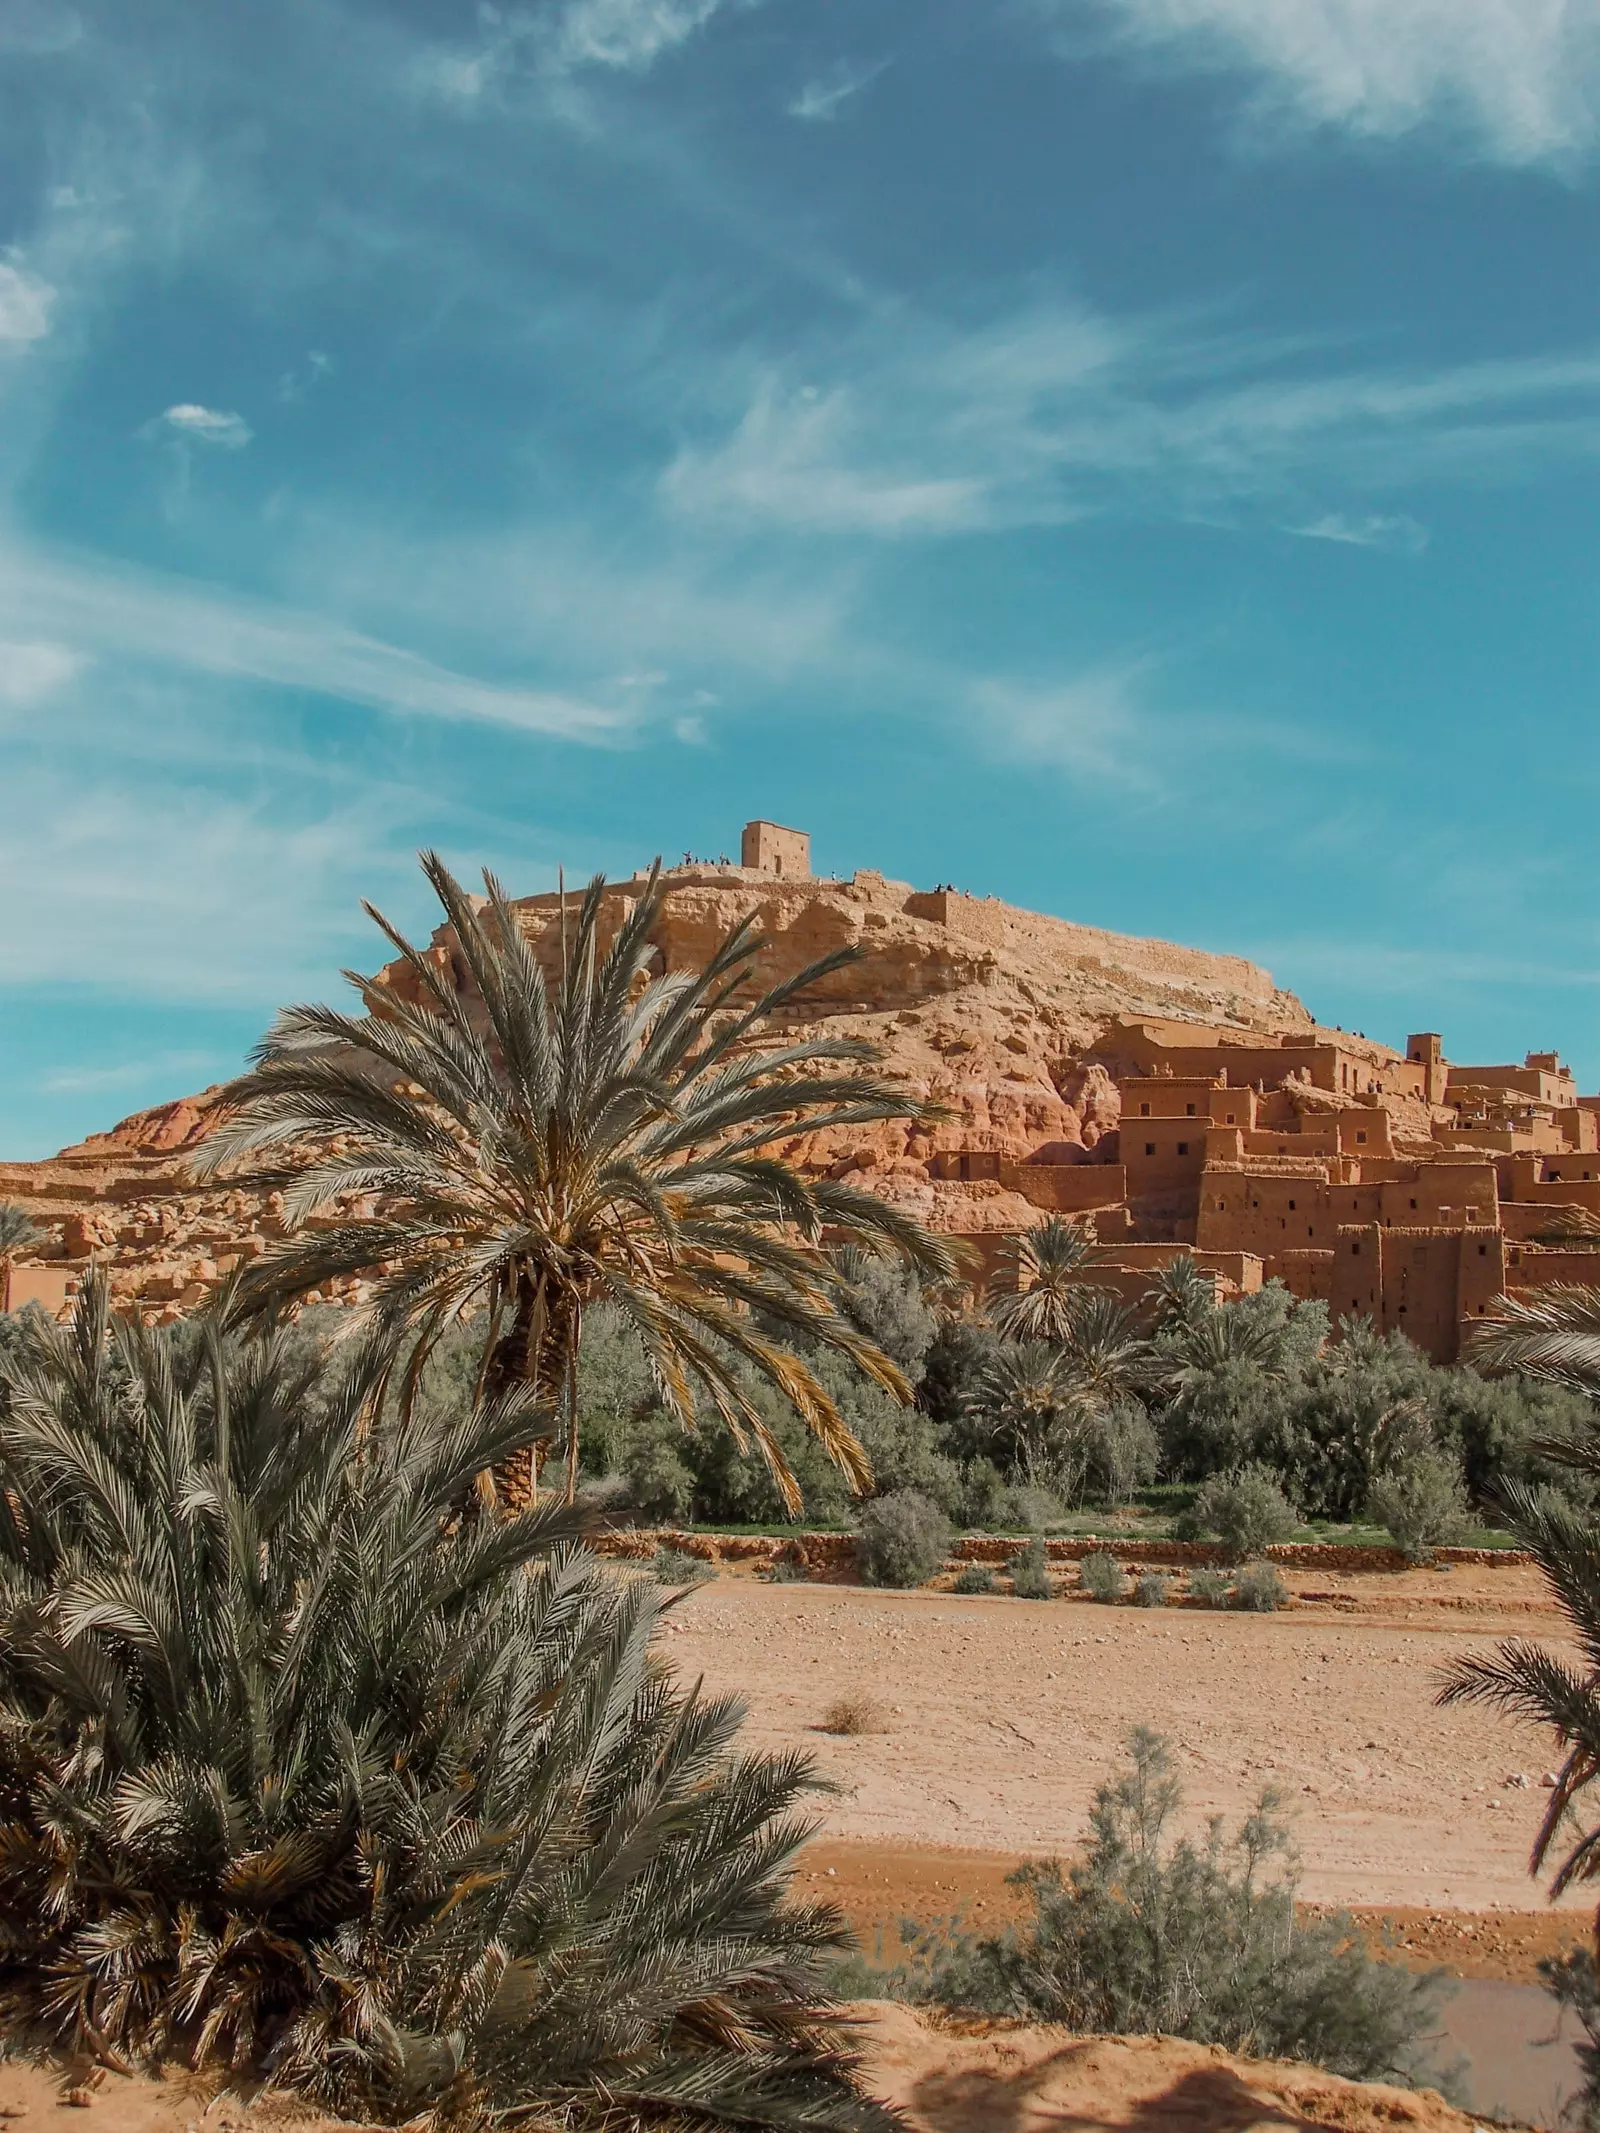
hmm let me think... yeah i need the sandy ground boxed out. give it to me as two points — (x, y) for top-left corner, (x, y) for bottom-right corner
(662, 1566), (1583, 1913)
(0, 2012), (1492, 2133)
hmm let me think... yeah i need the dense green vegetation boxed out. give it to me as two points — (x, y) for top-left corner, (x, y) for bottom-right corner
(0, 1279), (890, 2130)
(540, 1229), (1594, 1557)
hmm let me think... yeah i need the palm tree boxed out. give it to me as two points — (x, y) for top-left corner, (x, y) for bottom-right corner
(1146, 1253), (1217, 1335)
(1054, 1288), (1159, 1409)
(1438, 1483), (1600, 1965)
(989, 1216), (1105, 1343)
(968, 1338), (1094, 1488)
(0, 1199), (42, 1312)
(0, 1278), (890, 2129)
(1466, 1286), (1600, 1397)
(195, 854), (956, 1510)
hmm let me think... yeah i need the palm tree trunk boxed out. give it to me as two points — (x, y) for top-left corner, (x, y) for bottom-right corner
(484, 1265), (575, 1511)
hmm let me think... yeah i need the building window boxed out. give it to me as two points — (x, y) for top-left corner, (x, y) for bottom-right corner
(1225, 1113), (1236, 1124)
(1466, 1205), (1478, 1220)
(1145, 1143), (1155, 1157)
(1288, 1199), (1297, 1211)
(1351, 1242), (1361, 1255)
(1177, 1142), (1189, 1156)
(1478, 1244), (1488, 1257)
(1186, 1103), (1196, 1116)
(1140, 1103), (1150, 1116)
(1409, 1198), (1418, 1210)
(1356, 1131), (1367, 1144)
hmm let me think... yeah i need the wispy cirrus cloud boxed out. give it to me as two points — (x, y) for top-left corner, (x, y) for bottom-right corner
(1292, 510), (1429, 553)
(0, 640), (85, 707)
(0, 261), (56, 342)
(663, 297), (1600, 539)
(1059, 0), (1600, 166)
(0, 540), (631, 741)
(788, 58), (889, 123)
(415, 0), (743, 101)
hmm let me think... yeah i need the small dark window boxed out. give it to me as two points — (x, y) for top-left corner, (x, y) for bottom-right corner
(1478, 1244), (1488, 1257)
(1356, 1130), (1367, 1144)
(1139, 1102), (1150, 1116)
(1409, 1198), (1418, 1210)
(1288, 1198), (1297, 1210)
(1225, 1112), (1236, 1124)
(1177, 1141), (1189, 1156)
(1186, 1103), (1196, 1116)
(1551, 1169), (1563, 1181)
(1144, 1143), (1155, 1157)
(1351, 1242), (1361, 1256)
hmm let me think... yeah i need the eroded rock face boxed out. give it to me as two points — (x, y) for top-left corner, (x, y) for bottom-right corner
(1, 864), (1315, 1310)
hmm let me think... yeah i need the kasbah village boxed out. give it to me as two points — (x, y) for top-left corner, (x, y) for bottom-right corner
(9, 823), (1600, 2132)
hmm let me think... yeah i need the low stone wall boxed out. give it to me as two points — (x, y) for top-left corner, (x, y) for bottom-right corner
(593, 1527), (1530, 1576)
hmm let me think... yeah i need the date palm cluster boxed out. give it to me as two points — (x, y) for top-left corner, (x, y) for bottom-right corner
(0, 1280), (889, 2131)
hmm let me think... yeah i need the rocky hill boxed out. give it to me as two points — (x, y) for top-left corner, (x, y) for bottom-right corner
(1, 860), (1359, 1317)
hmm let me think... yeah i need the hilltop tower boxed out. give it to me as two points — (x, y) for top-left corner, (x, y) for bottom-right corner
(740, 820), (810, 879)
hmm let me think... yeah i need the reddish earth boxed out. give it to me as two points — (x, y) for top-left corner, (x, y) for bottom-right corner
(0, 2010), (1495, 2133)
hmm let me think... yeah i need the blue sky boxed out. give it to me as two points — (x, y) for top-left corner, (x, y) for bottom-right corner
(2, 0), (1599, 1157)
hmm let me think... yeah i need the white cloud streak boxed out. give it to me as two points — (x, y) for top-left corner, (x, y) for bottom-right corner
(0, 640), (85, 706)
(1068, 0), (1600, 166)
(788, 59), (888, 122)
(0, 541), (632, 740)
(149, 402), (254, 448)
(663, 300), (1600, 539)
(0, 261), (56, 342)
(1293, 511), (1429, 552)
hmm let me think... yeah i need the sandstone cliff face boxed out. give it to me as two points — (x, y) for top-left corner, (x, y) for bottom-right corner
(1, 864), (1315, 1313)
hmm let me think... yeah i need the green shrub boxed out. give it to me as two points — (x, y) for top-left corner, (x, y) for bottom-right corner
(1002, 1482), (1068, 1531)
(889, 1730), (1452, 2088)
(1009, 1535), (1053, 1599)
(953, 1561), (997, 1594)
(0, 1283), (880, 2129)
(1135, 1570), (1172, 1608)
(1188, 1566), (1233, 1607)
(1231, 1562), (1289, 1612)
(767, 1557), (809, 1583)
(651, 1544), (714, 1584)
(856, 1487), (953, 1588)
(1079, 1550), (1126, 1602)
(1366, 1449), (1471, 1563)
(1181, 1463), (1298, 1561)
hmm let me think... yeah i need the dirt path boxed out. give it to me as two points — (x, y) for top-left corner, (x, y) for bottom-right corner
(663, 1574), (1581, 1913)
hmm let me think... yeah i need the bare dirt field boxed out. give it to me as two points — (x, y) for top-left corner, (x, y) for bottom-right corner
(661, 1562), (1582, 1917)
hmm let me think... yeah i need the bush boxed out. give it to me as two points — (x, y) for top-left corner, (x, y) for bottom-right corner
(818, 1693), (890, 1736)
(1181, 1463), (1299, 1561)
(1188, 1567), (1233, 1607)
(651, 1544), (714, 1584)
(856, 1488), (953, 1588)
(1079, 1551), (1126, 1602)
(1010, 1535), (1053, 1599)
(1231, 1562), (1289, 1612)
(1366, 1449), (1471, 1563)
(1135, 1570), (1172, 1608)
(888, 1730), (1452, 2087)
(1001, 1482), (1068, 1532)
(767, 1557), (809, 1583)
(0, 1283), (879, 2129)
(953, 1562), (997, 1594)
